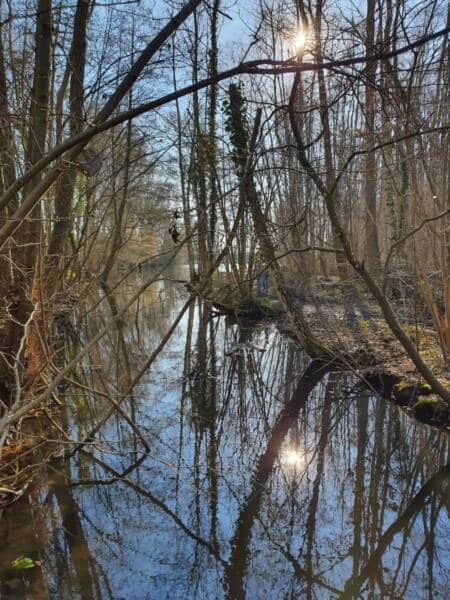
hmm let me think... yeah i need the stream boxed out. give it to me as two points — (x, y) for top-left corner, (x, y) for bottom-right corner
(0, 275), (449, 599)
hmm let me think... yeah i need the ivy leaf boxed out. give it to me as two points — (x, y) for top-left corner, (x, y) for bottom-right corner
(10, 556), (35, 570)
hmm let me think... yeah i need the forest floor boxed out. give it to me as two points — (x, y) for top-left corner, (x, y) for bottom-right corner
(306, 308), (450, 431)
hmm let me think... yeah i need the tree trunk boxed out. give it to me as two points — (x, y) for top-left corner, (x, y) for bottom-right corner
(364, 0), (381, 271)
(0, 0), (52, 406)
(46, 0), (90, 295)
(314, 0), (348, 281)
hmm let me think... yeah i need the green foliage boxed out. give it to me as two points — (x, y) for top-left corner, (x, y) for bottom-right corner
(394, 380), (412, 393)
(187, 133), (216, 186)
(222, 81), (250, 176)
(10, 557), (35, 570)
(256, 296), (275, 309)
(388, 287), (402, 301)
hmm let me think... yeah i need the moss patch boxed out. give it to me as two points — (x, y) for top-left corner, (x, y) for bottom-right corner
(393, 380), (432, 404)
(413, 396), (449, 422)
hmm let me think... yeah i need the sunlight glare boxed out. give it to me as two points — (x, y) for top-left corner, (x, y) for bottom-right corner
(281, 446), (305, 469)
(293, 28), (307, 54)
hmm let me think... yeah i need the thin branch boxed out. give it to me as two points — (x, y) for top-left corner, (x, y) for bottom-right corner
(330, 125), (450, 197)
(383, 208), (450, 292)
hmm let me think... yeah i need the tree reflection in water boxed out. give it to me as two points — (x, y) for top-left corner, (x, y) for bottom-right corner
(0, 294), (449, 599)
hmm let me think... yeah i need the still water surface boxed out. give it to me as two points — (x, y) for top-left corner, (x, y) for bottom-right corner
(0, 281), (449, 599)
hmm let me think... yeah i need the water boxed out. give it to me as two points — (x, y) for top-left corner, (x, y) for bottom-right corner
(0, 282), (449, 599)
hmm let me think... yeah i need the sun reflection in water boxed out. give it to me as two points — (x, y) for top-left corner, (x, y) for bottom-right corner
(280, 446), (305, 470)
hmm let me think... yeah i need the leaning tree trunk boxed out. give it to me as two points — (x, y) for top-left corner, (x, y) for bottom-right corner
(225, 85), (331, 358)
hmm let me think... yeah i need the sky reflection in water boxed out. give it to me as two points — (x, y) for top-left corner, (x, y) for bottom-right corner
(0, 283), (449, 600)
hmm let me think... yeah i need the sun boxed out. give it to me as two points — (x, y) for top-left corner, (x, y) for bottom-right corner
(293, 27), (307, 54)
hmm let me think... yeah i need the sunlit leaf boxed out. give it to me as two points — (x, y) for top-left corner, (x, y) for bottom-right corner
(10, 556), (35, 570)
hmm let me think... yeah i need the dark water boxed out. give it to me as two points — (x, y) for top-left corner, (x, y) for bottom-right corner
(0, 282), (449, 599)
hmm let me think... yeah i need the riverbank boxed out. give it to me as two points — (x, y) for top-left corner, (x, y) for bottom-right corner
(206, 281), (450, 431)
